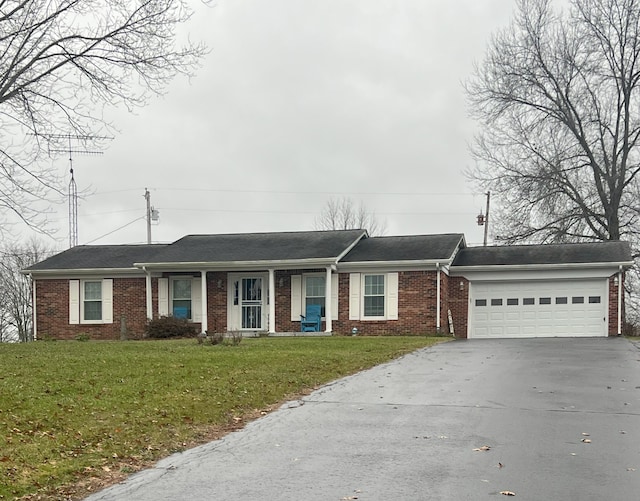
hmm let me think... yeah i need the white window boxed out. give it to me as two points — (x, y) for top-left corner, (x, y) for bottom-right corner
(305, 276), (326, 317)
(83, 281), (103, 321)
(349, 272), (398, 321)
(290, 274), (338, 321)
(363, 274), (385, 317)
(69, 279), (113, 325)
(172, 278), (192, 319)
(158, 277), (202, 322)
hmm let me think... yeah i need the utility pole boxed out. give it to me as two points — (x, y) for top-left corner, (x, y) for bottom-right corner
(476, 191), (491, 246)
(144, 188), (159, 244)
(483, 191), (490, 247)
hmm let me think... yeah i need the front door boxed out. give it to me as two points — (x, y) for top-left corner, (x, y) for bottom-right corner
(241, 277), (263, 329)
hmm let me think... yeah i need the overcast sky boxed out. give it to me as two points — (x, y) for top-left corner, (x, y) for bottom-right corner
(27, 0), (517, 251)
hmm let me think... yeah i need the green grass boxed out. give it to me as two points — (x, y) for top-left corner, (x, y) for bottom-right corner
(0, 336), (447, 499)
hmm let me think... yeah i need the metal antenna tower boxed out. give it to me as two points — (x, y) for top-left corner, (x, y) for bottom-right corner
(48, 134), (110, 247)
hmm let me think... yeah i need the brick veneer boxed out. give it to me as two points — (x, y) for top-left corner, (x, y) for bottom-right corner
(608, 273), (624, 336)
(35, 277), (149, 340)
(34, 270), (623, 340)
(275, 270), (445, 336)
(448, 276), (469, 338)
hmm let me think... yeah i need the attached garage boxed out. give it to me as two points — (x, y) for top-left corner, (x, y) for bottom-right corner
(450, 241), (633, 339)
(469, 279), (607, 338)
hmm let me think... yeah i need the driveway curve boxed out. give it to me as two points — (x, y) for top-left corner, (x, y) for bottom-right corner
(85, 338), (640, 501)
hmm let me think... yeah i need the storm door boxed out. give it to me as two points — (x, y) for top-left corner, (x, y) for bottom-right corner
(241, 277), (263, 329)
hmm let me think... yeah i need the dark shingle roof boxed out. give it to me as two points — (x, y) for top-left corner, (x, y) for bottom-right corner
(25, 244), (168, 271)
(452, 241), (632, 267)
(341, 234), (465, 262)
(136, 230), (367, 264)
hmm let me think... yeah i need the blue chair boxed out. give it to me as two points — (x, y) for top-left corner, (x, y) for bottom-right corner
(300, 304), (322, 332)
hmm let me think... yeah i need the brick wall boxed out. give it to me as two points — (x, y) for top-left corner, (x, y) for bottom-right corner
(35, 277), (149, 340)
(608, 273), (624, 336)
(448, 276), (469, 339)
(206, 271), (228, 333)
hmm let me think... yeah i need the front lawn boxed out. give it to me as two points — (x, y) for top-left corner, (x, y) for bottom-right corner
(0, 336), (447, 499)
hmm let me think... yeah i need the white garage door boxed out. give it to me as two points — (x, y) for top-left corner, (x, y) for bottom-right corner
(469, 279), (608, 338)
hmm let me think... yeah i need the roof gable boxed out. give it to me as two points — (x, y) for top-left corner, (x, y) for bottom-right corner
(452, 241), (632, 267)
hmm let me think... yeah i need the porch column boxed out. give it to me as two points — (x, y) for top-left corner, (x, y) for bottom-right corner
(436, 264), (441, 333)
(201, 271), (208, 333)
(144, 268), (152, 320)
(325, 266), (332, 333)
(268, 269), (276, 333)
(617, 267), (623, 335)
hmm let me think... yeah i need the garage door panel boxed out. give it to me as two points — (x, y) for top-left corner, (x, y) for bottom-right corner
(470, 279), (607, 338)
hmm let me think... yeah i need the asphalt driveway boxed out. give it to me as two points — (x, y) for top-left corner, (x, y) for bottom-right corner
(85, 338), (640, 500)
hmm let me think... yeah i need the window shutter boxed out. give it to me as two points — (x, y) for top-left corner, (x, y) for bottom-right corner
(291, 275), (302, 321)
(158, 278), (169, 317)
(331, 275), (339, 320)
(69, 280), (80, 324)
(349, 273), (361, 320)
(102, 279), (113, 324)
(192, 278), (202, 322)
(387, 272), (399, 320)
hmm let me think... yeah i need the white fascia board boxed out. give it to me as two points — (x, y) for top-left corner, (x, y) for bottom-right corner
(338, 259), (451, 273)
(451, 261), (634, 274)
(25, 268), (146, 278)
(451, 265), (628, 282)
(133, 258), (339, 272)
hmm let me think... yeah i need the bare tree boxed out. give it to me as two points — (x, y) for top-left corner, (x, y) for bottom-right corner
(466, 0), (640, 245)
(314, 197), (387, 236)
(0, 0), (207, 232)
(0, 239), (54, 341)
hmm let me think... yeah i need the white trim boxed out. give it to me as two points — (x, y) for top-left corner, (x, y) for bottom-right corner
(454, 268), (622, 282)
(145, 269), (152, 320)
(291, 275), (302, 321)
(451, 261), (633, 274)
(191, 278), (202, 322)
(102, 279), (113, 324)
(268, 269), (276, 333)
(158, 278), (169, 317)
(325, 267), (332, 333)
(617, 268), (623, 335)
(339, 260), (451, 272)
(69, 280), (80, 325)
(200, 271), (208, 332)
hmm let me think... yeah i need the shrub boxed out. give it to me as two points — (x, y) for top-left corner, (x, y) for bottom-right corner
(208, 331), (224, 345)
(146, 316), (198, 339)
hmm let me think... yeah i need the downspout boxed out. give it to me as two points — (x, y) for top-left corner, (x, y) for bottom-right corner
(143, 267), (152, 320)
(618, 265), (623, 335)
(436, 263), (441, 333)
(268, 269), (276, 333)
(30, 274), (37, 341)
(200, 270), (208, 334)
(325, 266), (333, 333)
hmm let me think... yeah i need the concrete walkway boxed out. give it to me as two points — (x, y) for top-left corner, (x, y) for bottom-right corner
(85, 338), (640, 500)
